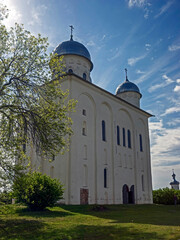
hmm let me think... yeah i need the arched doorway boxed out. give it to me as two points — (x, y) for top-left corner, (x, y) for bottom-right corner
(129, 185), (135, 204)
(122, 184), (129, 204)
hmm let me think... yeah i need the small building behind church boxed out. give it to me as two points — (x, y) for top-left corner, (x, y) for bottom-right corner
(170, 171), (179, 190)
(30, 31), (153, 205)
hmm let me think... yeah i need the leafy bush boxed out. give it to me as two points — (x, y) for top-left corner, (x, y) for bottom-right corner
(153, 188), (180, 205)
(0, 191), (12, 204)
(13, 172), (64, 210)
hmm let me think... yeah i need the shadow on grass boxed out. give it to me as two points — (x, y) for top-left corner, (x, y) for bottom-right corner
(60, 204), (180, 226)
(0, 218), (45, 240)
(15, 207), (74, 218)
(0, 220), (162, 240)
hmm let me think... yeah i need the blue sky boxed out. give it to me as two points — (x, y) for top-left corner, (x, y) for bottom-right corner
(2, 0), (180, 189)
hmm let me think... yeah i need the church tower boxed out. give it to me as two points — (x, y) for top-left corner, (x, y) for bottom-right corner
(54, 26), (93, 82)
(115, 69), (142, 108)
(170, 171), (179, 190)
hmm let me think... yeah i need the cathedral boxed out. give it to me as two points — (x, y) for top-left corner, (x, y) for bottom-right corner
(30, 30), (153, 205)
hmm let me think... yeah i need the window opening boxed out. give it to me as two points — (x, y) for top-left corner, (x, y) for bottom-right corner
(117, 125), (120, 145)
(123, 128), (126, 147)
(128, 129), (131, 148)
(104, 168), (107, 188)
(139, 134), (143, 152)
(102, 120), (106, 141)
(83, 73), (87, 80)
(82, 121), (87, 136)
(82, 109), (86, 116)
(68, 69), (73, 73)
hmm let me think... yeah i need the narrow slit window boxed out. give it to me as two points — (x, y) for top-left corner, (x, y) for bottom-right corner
(82, 121), (87, 136)
(83, 73), (87, 80)
(104, 168), (107, 188)
(82, 109), (86, 116)
(123, 128), (126, 147)
(102, 120), (106, 141)
(117, 125), (120, 145)
(139, 134), (143, 152)
(128, 129), (131, 148)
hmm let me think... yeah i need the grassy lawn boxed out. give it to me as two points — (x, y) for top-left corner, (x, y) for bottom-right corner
(0, 204), (180, 240)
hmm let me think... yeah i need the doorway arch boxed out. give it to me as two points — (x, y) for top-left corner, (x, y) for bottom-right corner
(122, 184), (129, 204)
(129, 185), (135, 204)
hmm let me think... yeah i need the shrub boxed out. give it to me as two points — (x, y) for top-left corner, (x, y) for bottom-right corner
(153, 188), (180, 205)
(13, 172), (64, 210)
(0, 191), (12, 204)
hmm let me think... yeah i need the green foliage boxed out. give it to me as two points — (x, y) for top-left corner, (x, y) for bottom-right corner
(0, 191), (12, 204)
(13, 172), (64, 210)
(153, 188), (180, 205)
(0, 6), (76, 188)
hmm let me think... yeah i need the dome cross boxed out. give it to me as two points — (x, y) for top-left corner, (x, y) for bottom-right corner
(125, 68), (129, 81)
(69, 25), (74, 40)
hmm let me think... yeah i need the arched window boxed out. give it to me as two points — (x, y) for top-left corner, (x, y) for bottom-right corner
(82, 121), (87, 136)
(102, 120), (106, 141)
(83, 73), (87, 80)
(68, 69), (73, 73)
(104, 168), (107, 188)
(139, 134), (143, 152)
(82, 109), (86, 116)
(117, 125), (120, 145)
(142, 174), (144, 191)
(128, 129), (131, 148)
(123, 128), (126, 147)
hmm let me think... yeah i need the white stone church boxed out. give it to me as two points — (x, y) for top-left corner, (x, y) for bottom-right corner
(30, 31), (153, 205)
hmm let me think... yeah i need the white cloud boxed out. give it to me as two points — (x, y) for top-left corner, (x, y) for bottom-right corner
(128, 54), (146, 66)
(128, 0), (150, 18)
(148, 74), (174, 92)
(154, 1), (174, 19)
(168, 44), (180, 51)
(87, 40), (95, 47)
(167, 119), (180, 126)
(108, 24), (140, 61)
(128, 0), (147, 8)
(177, 79), (180, 83)
(101, 35), (106, 41)
(28, 5), (47, 26)
(149, 120), (180, 170)
(161, 106), (180, 116)
(145, 43), (151, 50)
(174, 85), (180, 93)
(136, 69), (145, 74)
(134, 51), (179, 84)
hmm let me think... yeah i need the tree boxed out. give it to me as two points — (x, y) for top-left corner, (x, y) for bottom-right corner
(13, 172), (64, 210)
(0, 6), (76, 190)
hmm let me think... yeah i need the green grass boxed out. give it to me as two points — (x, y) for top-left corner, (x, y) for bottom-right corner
(0, 204), (180, 240)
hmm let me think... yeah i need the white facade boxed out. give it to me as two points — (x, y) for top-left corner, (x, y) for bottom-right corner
(30, 37), (153, 205)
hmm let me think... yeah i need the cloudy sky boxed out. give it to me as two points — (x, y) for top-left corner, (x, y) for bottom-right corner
(1, 0), (180, 189)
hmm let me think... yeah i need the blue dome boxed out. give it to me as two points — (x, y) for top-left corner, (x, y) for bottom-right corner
(54, 39), (93, 70)
(116, 80), (141, 96)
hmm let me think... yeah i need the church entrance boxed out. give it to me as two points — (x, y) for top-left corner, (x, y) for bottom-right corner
(122, 184), (129, 204)
(129, 185), (135, 204)
(122, 184), (135, 204)
(80, 188), (89, 205)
